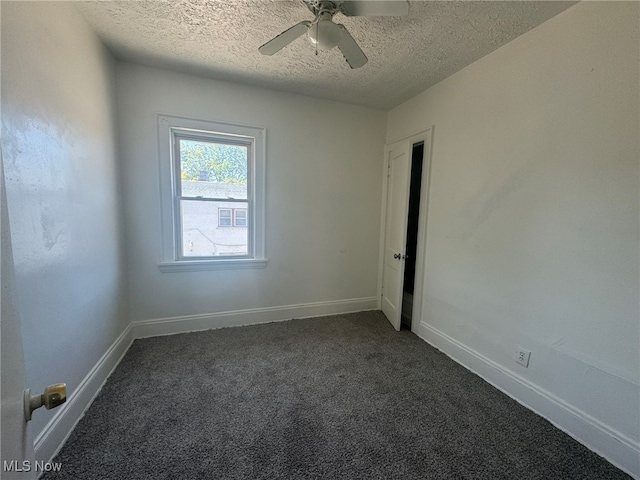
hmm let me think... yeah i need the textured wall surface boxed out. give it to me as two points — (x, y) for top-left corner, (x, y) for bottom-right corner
(76, 1), (575, 109)
(387, 1), (639, 474)
(1, 2), (130, 442)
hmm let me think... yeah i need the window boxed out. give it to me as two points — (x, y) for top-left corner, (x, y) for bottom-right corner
(218, 208), (232, 227)
(157, 115), (266, 272)
(234, 209), (247, 227)
(218, 208), (247, 227)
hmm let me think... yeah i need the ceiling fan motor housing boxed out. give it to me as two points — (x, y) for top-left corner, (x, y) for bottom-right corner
(308, 13), (343, 50)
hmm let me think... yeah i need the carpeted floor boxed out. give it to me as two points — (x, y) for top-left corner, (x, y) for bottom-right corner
(43, 311), (630, 479)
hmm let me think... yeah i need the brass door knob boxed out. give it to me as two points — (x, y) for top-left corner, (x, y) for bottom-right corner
(24, 383), (67, 422)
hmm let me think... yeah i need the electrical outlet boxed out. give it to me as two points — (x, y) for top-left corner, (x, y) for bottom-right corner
(514, 346), (531, 367)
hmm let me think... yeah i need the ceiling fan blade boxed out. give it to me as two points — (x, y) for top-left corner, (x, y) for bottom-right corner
(337, 25), (368, 69)
(341, 1), (409, 17)
(259, 21), (311, 56)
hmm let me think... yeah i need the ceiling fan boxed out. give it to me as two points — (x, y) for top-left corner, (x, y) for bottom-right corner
(259, 1), (410, 69)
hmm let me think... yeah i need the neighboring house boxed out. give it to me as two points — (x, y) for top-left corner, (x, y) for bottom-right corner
(181, 181), (248, 257)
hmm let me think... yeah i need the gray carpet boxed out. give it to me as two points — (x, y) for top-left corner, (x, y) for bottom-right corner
(43, 311), (630, 479)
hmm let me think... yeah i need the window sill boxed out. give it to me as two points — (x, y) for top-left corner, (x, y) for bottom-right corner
(158, 258), (268, 273)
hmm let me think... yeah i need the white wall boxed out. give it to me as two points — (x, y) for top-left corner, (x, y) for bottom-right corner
(3, 1), (636, 474)
(387, 2), (639, 475)
(1, 1), (129, 457)
(116, 63), (386, 324)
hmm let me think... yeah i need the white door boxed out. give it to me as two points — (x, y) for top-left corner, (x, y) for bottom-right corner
(381, 142), (411, 330)
(1, 169), (36, 478)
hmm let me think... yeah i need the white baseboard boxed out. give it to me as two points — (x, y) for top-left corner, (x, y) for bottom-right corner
(132, 297), (379, 338)
(37, 303), (636, 478)
(34, 324), (134, 466)
(34, 297), (378, 466)
(418, 321), (640, 479)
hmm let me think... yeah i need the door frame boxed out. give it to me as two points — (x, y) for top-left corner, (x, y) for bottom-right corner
(377, 127), (434, 333)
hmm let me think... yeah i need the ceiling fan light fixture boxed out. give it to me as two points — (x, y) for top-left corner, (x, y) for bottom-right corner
(308, 18), (343, 50)
(259, 0), (409, 68)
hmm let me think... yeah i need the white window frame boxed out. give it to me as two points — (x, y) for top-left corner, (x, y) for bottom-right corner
(157, 114), (267, 272)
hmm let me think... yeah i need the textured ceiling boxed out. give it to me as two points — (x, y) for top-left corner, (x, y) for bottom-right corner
(76, 0), (576, 110)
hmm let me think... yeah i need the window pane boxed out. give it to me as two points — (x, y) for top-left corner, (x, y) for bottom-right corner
(219, 208), (232, 227)
(179, 139), (248, 200)
(234, 209), (247, 227)
(180, 200), (249, 257)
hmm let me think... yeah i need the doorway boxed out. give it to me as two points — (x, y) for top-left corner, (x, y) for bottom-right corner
(380, 128), (432, 333)
(401, 142), (424, 328)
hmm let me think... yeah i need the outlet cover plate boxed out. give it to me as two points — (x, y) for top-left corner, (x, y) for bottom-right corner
(515, 346), (531, 367)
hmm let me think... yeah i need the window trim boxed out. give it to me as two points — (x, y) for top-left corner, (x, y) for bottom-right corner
(157, 114), (267, 272)
(174, 133), (252, 261)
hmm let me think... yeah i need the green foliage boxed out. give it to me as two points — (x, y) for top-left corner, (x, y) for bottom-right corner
(180, 140), (247, 184)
